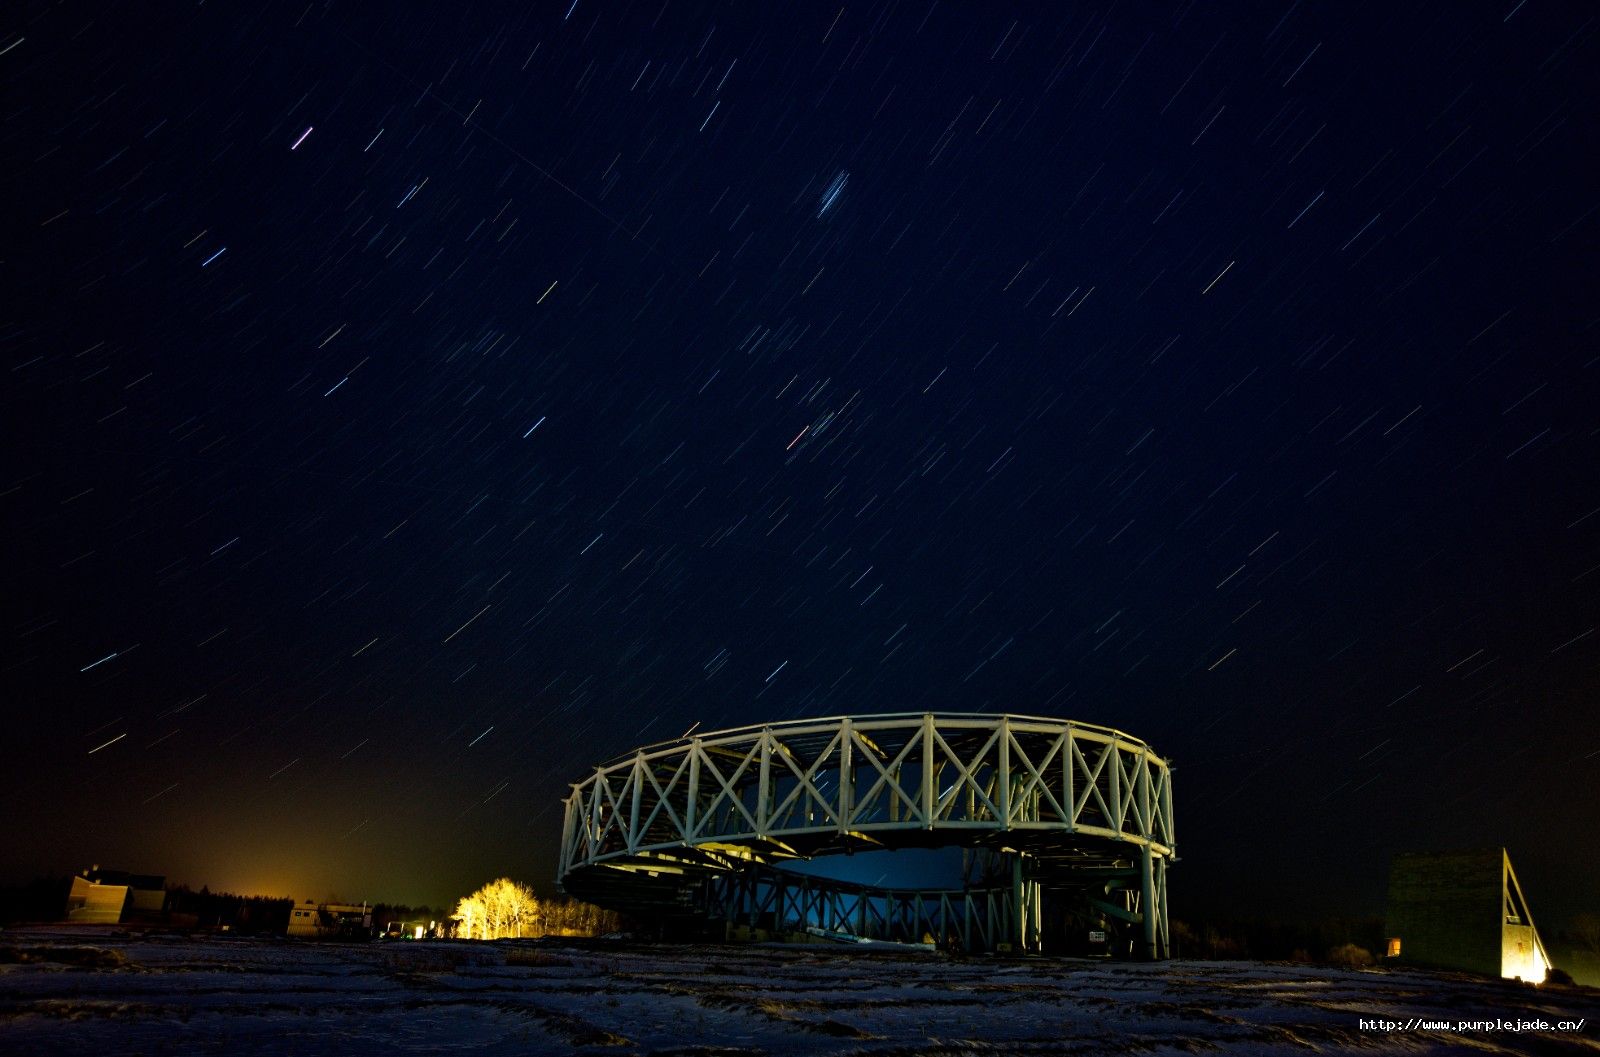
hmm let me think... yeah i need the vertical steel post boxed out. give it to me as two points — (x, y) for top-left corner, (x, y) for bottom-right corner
(685, 739), (701, 839)
(1065, 729), (1077, 831)
(590, 769), (607, 850)
(1163, 763), (1175, 849)
(1156, 853), (1168, 958)
(1140, 842), (1157, 960)
(628, 753), (644, 853)
(839, 718), (853, 832)
(757, 729), (771, 837)
(998, 716), (1012, 827)
(1109, 744), (1122, 831)
(1029, 877), (1042, 951)
(1138, 749), (1151, 836)
(558, 790), (577, 881)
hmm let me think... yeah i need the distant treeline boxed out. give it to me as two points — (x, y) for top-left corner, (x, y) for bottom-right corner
(0, 875), (626, 940)
(164, 886), (294, 933)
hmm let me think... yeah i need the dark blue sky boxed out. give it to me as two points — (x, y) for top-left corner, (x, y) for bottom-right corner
(4, 2), (1596, 922)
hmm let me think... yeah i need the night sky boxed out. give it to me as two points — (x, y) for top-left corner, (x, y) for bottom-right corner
(4, 2), (1597, 924)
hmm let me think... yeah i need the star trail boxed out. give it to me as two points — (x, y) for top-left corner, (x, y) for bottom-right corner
(2, 2), (1596, 923)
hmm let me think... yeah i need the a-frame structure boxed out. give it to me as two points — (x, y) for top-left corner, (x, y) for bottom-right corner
(1386, 847), (1551, 981)
(1500, 850), (1550, 982)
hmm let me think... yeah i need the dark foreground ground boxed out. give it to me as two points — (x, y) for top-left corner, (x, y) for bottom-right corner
(1, 925), (1595, 1055)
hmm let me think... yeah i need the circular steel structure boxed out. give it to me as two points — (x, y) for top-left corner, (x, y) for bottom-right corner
(558, 712), (1175, 955)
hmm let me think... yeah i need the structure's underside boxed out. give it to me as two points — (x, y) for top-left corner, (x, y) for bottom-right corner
(558, 712), (1175, 956)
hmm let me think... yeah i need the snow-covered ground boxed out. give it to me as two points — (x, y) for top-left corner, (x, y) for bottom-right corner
(2, 925), (1594, 1055)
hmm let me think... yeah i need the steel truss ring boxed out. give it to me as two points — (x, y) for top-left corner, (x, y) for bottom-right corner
(558, 712), (1175, 955)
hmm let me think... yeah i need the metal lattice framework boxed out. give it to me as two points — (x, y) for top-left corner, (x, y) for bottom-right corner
(558, 712), (1175, 956)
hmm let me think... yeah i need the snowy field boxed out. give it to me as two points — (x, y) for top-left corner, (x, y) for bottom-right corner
(2, 925), (1595, 1055)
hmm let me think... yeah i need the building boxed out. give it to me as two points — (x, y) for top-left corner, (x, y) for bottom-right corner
(65, 866), (166, 923)
(1385, 848), (1550, 982)
(287, 901), (372, 939)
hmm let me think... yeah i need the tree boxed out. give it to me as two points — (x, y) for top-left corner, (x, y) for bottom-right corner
(453, 878), (539, 940)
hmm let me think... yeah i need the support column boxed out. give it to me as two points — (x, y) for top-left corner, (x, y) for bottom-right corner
(1156, 854), (1168, 958)
(1011, 854), (1025, 951)
(1029, 878), (1042, 952)
(1140, 843), (1157, 960)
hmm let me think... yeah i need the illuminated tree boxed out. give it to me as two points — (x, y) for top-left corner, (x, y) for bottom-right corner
(454, 893), (487, 940)
(453, 878), (539, 940)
